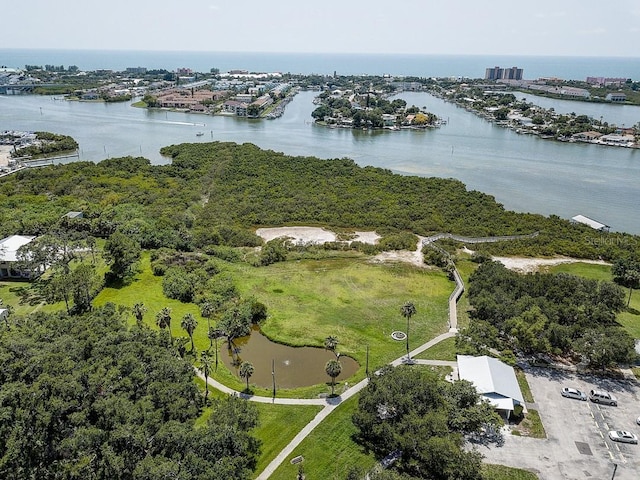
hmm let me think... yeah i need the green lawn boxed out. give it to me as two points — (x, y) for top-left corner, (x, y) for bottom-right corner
(482, 464), (539, 480)
(414, 336), (457, 361)
(512, 409), (546, 439)
(227, 257), (453, 396)
(546, 262), (612, 281)
(93, 252), (455, 398)
(94, 251), (204, 334)
(269, 395), (375, 480)
(515, 368), (534, 403)
(252, 403), (323, 477)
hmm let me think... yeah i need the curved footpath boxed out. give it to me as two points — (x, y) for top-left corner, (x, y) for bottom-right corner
(199, 331), (456, 480)
(200, 233), (538, 479)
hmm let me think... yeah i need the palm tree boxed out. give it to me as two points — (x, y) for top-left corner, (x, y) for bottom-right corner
(208, 327), (224, 370)
(199, 351), (213, 403)
(239, 361), (255, 391)
(324, 335), (339, 357)
(181, 313), (198, 352)
(132, 302), (147, 329)
(156, 307), (172, 340)
(201, 301), (216, 335)
(325, 359), (342, 396)
(401, 301), (417, 362)
(624, 269), (640, 307)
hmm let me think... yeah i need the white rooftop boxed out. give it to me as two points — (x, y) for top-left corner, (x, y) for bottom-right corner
(571, 214), (609, 230)
(0, 235), (36, 262)
(457, 355), (524, 411)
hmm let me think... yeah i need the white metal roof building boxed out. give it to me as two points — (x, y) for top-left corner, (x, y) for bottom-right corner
(0, 235), (37, 279)
(457, 355), (525, 419)
(571, 215), (610, 231)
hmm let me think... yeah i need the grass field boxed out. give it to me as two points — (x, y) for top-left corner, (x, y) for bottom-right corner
(93, 252), (455, 398)
(482, 464), (539, 480)
(251, 403), (324, 477)
(269, 395), (375, 480)
(414, 336), (457, 361)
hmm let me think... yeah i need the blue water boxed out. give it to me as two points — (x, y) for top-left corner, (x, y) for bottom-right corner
(2, 49), (640, 80)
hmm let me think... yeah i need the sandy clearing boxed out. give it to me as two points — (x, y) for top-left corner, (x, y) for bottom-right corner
(492, 256), (609, 273)
(256, 226), (336, 244)
(255, 228), (610, 272)
(255, 226), (381, 245)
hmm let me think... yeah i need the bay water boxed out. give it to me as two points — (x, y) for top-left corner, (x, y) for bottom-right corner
(1, 50), (639, 234)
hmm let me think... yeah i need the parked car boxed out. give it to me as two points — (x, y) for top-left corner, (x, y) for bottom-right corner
(608, 430), (638, 444)
(589, 390), (618, 406)
(561, 387), (587, 401)
(636, 416), (640, 426)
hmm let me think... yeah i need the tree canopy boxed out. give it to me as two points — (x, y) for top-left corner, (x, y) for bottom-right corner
(0, 305), (260, 479)
(352, 366), (501, 480)
(1, 142), (638, 260)
(459, 261), (634, 366)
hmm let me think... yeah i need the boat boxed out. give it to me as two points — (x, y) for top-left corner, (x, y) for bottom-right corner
(196, 132), (204, 137)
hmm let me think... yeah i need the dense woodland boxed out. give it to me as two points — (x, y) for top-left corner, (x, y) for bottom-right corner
(1, 141), (638, 261)
(458, 261), (636, 368)
(0, 305), (260, 480)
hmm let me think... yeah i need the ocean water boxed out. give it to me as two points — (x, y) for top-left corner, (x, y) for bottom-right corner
(2, 49), (640, 80)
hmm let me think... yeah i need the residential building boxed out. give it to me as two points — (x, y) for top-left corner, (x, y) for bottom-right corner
(485, 66), (523, 81)
(457, 355), (525, 420)
(0, 235), (38, 279)
(605, 92), (626, 102)
(222, 100), (248, 116)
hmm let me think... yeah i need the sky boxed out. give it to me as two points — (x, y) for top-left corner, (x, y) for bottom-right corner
(3, 0), (640, 57)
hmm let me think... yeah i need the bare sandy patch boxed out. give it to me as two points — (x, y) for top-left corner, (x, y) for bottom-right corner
(256, 227), (336, 245)
(255, 227), (382, 246)
(370, 237), (425, 268)
(352, 231), (381, 244)
(492, 256), (609, 274)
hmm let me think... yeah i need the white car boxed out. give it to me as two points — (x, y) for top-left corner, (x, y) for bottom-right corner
(636, 416), (640, 426)
(608, 431), (638, 444)
(561, 387), (587, 401)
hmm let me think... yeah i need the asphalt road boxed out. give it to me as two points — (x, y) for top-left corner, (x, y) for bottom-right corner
(478, 366), (640, 480)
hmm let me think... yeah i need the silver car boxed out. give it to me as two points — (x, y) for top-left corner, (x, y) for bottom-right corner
(561, 387), (587, 401)
(608, 430), (638, 444)
(589, 389), (618, 406)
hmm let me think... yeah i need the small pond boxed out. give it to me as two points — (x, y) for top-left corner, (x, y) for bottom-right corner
(221, 326), (360, 389)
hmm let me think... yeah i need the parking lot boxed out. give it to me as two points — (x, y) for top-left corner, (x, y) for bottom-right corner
(478, 366), (640, 480)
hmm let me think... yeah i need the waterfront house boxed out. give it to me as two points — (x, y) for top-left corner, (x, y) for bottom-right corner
(382, 114), (397, 128)
(598, 133), (635, 146)
(572, 131), (603, 142)
(605, 92), (626, 102)
(0, 235), (39, 279)
(222, 100), (248, 116)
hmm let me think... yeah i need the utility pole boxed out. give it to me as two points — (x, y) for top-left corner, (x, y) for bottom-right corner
(365, 345), (369, 379)
(272, 358), (276, 399)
